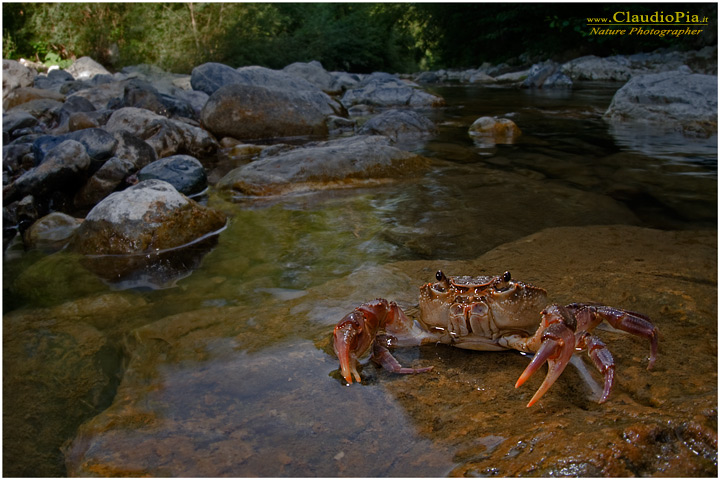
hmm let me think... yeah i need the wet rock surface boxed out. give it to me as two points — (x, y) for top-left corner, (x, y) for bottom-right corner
(70, 179), (225, 256)
(217, 135), (432, 196)
(59, 225), (717, 476)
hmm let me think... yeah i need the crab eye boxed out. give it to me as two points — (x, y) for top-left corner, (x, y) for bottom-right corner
(436, 270), (446, 282)
(503, 271), (511, 282)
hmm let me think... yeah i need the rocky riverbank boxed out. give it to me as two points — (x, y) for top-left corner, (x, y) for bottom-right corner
(4, 47), (717, 274)
(2, 48), (717, 476)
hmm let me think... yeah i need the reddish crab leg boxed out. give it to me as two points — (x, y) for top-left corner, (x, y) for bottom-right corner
(567, 303), (659, 369)
(577, 333), (615, 403)
(372, 341), (434, 375)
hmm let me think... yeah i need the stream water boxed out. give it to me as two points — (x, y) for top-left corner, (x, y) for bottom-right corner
(3, 83), (718, 476)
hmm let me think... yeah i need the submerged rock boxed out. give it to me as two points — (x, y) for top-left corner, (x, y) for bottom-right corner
(469, 116), (522, 145)
(604, 71), (718, 137)
(23, 211), (82, 252)
(217, 135), (431, 195)
(4, 315), (121, 477)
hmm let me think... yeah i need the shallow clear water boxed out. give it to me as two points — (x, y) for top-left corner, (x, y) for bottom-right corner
(3, 83), (717, 476)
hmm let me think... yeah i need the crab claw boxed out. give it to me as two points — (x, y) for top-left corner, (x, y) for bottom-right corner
(333, 313), (365, 384)
(333, 300), (390, 384)
(515, 312), (576, 407)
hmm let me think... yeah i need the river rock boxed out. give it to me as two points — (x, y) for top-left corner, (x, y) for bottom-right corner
(65, 56), (111, 80)
(522, 61), (572, 88)
(137, 154), (207, 196)
(341, 72), (445, 108)
(3, 86), (65, 110)
(105, 107), (218, 158)
(112, 129), (157, 170)
(73, 156), (136, 209)
(200, 83), (338, 141)
(33, 67), (76, 91)
(217, 135), (431, 196)
(469, 116), (522, 144)
(65, 81), (126, 111)
(7, 139), (91, 202)
(23, 211), (82, 252)
(32, 127), (118, 166)
(561, 55), (634, 81)
(358, 109), (438, 142)
(3, 59), (36, 100)
(3, 110), (39, 138)
(70, 179), (226, 255)
(604, 71), (718, 137)
(283, 60), (337, 93)
(4, 314), (120, 477)
(6, 98), (64, 126)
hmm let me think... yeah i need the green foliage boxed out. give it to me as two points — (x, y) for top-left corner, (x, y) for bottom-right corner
(2, 3), (716, 73)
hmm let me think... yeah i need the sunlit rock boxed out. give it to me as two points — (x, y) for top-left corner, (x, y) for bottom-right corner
(468, 116), (521, 145)
(70, 179), (225, 256)
(217, 135), (431, 196)
(2, 59), (36, 100)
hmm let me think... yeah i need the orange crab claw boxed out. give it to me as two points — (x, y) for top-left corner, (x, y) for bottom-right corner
(333, 300), (389, 384)
(515, 320), (576, 407)
(333, 316), (363, 383)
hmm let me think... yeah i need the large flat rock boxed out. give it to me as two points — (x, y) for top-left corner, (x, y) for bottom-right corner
(63, 225), (717, 476)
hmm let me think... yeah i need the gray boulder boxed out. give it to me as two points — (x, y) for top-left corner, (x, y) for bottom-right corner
(200, 83), (338, 141)
(137, 154), (207, 196)
(3, 59), (36, 100)
(341, 72), (445, 108)
(561, 55), (633, 81)
(282, 60), (336, 93)
(217, 135), (431, 196)
(358, 109), (437, 142)
(522, 61), (572, 89)
(105, 107), (218, 158)
(604, 71), (718, 136)
(70, 179), (226, 255)
(65, 56), (111, 80)
(8, 140), (91, 201)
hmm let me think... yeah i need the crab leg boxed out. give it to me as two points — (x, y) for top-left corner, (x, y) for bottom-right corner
(567, 303), (659, 369)
(515, 304), (577, 407)
(576, 333), (615, 403)
(372, 341), (434, 375)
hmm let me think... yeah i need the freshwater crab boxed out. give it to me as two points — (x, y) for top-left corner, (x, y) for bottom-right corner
(333, 271), (659, 407)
